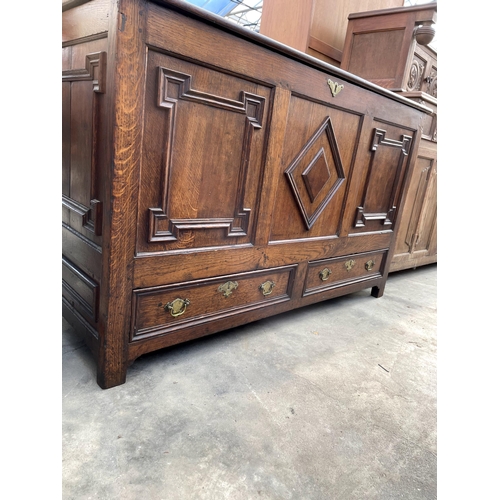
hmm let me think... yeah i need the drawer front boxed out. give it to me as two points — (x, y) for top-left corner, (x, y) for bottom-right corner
(303, 249), (387, 296)
(131, 265), (297, 341)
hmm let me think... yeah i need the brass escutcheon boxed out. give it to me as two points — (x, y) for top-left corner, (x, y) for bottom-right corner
(218, 280), (238, 298)
(259, 280), (276, 296)
(164, 297), (190, 317)
(327, 79), (344, 97)
(319, 268), (332, 281)
(345, 259), (355, 271)
(365, 260), (375, 271)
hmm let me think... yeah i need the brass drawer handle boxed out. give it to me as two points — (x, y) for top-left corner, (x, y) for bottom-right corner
(345, 259), (355, 271)
(259, 280), (275, 296)
(319, 268), (332, 281)
(365, 259), (375, 271)
(218, 280), (238, 298)
(164, 298), (190, 317)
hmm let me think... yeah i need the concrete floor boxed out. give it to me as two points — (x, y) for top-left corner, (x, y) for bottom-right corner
(62, 264), (437, 500)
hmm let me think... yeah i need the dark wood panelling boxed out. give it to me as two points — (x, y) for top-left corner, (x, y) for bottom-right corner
(62, 82), (71, 196)
(303, 249), (388, 297)
(340, 3), (437, 272)
(354, 128), (412, 230)
(137, 52), (271, 253)
(131, 265), (296, 341)
(270, 93), (362, 242)
(62, 50), (106, 237)
(349, 121), (417, 235)
(133, 232), (394, 288)
(62, 0), (429, 388)
(285, 117), (346, 230)
(62, 223), (102, 281)
(62, 256), (100, 323)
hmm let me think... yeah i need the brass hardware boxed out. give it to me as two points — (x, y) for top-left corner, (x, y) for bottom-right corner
(327, 79), (344, 97)
(218, 280), (238, 298)
(319, 268), (332, 281)
(259, 280), (276, 296)
(164, 298), (190, 317)
(365, 259), (375, 271)
(345, 259), (355, 271)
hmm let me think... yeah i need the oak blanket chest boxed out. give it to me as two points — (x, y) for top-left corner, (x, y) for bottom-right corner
(62, 0), (429, 388)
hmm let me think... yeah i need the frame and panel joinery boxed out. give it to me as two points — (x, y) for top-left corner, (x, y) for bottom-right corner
(62, 0), (429, 388)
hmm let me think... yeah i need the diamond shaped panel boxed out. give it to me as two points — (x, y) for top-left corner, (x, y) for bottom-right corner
(285, 117), (345, 229)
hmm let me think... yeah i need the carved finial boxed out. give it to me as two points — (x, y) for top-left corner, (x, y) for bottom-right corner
(414, 24), (436, 46)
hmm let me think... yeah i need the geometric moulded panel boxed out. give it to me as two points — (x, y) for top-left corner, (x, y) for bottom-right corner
(355, 128), (412, 229)
(285, 117), (345, 229)
(148, 66), (266, 244)
(61, 51), (106, 237)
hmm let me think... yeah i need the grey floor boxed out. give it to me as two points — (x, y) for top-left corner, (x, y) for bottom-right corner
(62, 264), (437, 500)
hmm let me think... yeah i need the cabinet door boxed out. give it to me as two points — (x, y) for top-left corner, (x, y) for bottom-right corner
(407, 44), (437, 99)
(391, 141), (437, 270)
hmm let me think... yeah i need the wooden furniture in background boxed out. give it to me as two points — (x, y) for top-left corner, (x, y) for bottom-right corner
(62, 0), (429, 388)
(259, 0), (404, 66)
(341, 3), (437, 271)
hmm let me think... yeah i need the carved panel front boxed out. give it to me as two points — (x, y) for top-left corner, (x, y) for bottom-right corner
(137, 51), (271, 253)
(413, 44), (437, 98)
(406, 54), (426, 92)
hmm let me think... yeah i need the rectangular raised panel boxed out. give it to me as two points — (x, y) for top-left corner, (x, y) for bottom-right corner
(137, 51), (271, 253)
(131, 266), (296, 341)
(62, 50), (106, 237)
(421, 106), (437, 142)
(405, 155), (437, 254)
(270, 93), (362, 242)
(351, 122), (415, 235)
(62, 82), (71, 196)
(348, 30), (405, 88)
(303, 249), (387, 296)
(62, 256), (100, 323)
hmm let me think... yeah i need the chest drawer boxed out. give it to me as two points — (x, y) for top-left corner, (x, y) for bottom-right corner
(303, 249), (388, 297)
(131, 265), (297, 341)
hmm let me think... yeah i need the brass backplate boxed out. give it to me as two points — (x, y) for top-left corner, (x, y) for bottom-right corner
(319, 268), (332, 281)
(164, 297), (190, 317)
(218, 280), (238, 298)
(259, 280), (276, 296)
(365, 260), (375, 271)
(345, 259), (355, 271)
